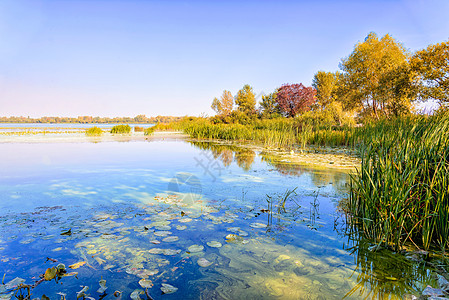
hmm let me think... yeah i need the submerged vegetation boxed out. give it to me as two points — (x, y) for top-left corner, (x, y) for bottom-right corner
(110, 124), (131, 134)
(85, 126), (103, 136)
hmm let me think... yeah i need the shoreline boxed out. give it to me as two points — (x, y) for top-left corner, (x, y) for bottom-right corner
(0, 131), (188, 144)
(0, 130), (360, 170)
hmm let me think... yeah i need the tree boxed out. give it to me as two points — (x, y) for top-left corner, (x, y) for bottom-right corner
(276, 83), (317, 117)
(211, 90), (234, 116)
(411, 40), (449, 104)
(339, 32), (415, 118)
(235, 84), (256, 114)
(312, 71), (341, 109)
(211, 97), (221, 115)
(259, 91), (281, 118)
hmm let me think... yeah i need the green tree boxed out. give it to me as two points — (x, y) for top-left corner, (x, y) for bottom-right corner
(211, 90), (234, 116)
(411, 40), (449, 104)
(259, 91), (281, 118)
(211, 97), (221, 115)
(312, 71), (341, 109)
(339, 32), (415, 118)
(235, 84), (256, 114)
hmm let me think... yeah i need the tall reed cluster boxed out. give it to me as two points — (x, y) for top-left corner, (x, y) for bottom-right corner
(181, 118), (357, 148)
(110, 124), (131, 134)
(348, 114), (449, 251)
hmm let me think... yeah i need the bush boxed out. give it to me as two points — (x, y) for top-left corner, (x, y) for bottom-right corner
(134, 126), (144, 132)
(110, 124), (131, 134)
(85, 126), (103, 136)
(144, 126), (155, 136)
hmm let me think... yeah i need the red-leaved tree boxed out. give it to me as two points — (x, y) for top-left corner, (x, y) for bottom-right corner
(276, 83), (317, 117)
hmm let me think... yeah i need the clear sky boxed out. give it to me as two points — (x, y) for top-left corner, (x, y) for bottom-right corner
(0, 0), (448, 117)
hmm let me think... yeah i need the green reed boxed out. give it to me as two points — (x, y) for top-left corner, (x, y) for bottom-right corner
(347, 114), (449, 251)
(178, 115), (449, 250)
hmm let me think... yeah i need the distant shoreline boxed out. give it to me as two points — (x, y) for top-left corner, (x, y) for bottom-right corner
(0, 131), (187, 143)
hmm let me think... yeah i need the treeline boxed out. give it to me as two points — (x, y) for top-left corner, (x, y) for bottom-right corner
(0, 115), (183, 124)
(211, 32), (448, 125)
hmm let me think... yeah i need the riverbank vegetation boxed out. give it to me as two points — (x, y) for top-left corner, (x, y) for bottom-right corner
(85, 126), (103, 136)
(349, 114), (449, 251)
(110, 124), (131, 134)
(144, 126), (155, 136)
(167, 33), (449, 251)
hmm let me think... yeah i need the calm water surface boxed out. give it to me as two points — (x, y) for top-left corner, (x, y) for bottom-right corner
(0, 138), (435, 299)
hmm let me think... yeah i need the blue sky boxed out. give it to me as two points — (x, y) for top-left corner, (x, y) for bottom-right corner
(0, 0), (448, 117)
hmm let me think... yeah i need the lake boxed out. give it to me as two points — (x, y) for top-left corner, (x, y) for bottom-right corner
(0, 129), (436, 299)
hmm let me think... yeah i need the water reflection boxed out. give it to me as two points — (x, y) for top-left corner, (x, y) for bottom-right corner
(189, 140), (350, 195)
(189, 141), (256, 171)
(0, 139), (442, 299)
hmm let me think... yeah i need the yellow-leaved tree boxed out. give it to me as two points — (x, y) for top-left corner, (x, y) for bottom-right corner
(211, 90), (234, 116)
(339, 32), (417, 119)
(412, 40), (449, 105)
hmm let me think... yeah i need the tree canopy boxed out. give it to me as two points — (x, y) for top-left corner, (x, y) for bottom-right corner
(276, 83), (316, 117)
(312, 71), (341, 109)
(259, 91), (281, 118)
(235, 84), (256, 114)
(339, 32), (415, 118)
(211, 90), (234, 116)
(412, 40), (449, 104)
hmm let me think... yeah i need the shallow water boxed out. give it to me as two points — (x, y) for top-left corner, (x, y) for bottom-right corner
(0, 136), (437, 299)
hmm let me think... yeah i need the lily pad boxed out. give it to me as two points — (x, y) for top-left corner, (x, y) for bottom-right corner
(163, 249), (181, 255)
(226, 227), (241, 233)
(176, 225), (187, 230)
(197, 257), (213, 267)
(188, 245), (204, 253)
(154, 231), (172, 237)
(162, 236), (179, 242)
(44, 267), (57, 281)
(178, 218), (192, 223)
(130, 289), (144, 300)
(206, 241), (222, 248)
(69, 261), (87, 269)
(139, 278), (153, 289)
(225, 234), (245, 243)
(249, 222), (267, 228)
(149, 248), (164, 254)
(154, 225), (171, 231)
(161, 283), (178, 294)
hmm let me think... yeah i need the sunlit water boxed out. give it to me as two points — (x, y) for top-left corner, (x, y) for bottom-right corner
(0, 137), (436, 299)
